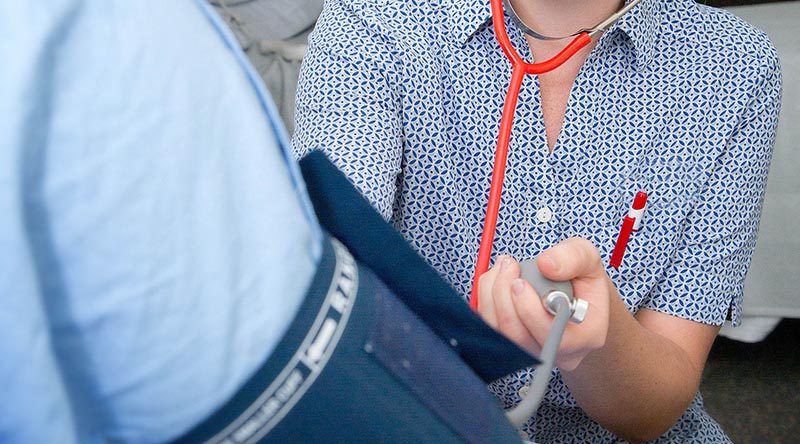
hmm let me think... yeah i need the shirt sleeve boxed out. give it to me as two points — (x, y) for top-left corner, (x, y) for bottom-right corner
(0, 264), (78, 444)
(0, 2), (79, 442)
(643, 48), (782, 326)
(3, 1), (322, 442)
(292, 0), (403, 220)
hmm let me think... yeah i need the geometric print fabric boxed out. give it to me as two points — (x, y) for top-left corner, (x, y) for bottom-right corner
(292, 0), (781, 441)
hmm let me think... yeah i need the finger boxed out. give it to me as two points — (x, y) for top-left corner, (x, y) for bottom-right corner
(476, 255), (508, 327)
(478, 255), (506, 296)
(509, 278), (552, 344)
(557, 293), (609, 353)
(538, 237), (605, 281)
(493, 258), (531, 344)
(492, 257), (521, 323)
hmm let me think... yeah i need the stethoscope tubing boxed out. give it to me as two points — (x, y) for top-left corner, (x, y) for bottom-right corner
(468, 0), (643, 428)
(469, 0), (592, 310)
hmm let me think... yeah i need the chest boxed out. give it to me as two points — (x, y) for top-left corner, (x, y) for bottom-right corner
(392, 29), (748, 302)
(538, 75), (576, 152)
(528, 36), (597, 152)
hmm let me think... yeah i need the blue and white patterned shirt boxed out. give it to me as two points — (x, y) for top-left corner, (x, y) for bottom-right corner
(293, 0), (781, 442)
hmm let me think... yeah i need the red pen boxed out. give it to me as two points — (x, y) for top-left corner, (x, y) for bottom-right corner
(610, 191), (648, 268)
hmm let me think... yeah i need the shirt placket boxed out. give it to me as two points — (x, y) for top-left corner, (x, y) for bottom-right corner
(504, 25), (562, 257)
(549, 31), (617, 247)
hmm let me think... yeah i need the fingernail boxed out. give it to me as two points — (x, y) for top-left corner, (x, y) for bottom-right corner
(511, 279), (525, 297)
(498, 255), (508, 270)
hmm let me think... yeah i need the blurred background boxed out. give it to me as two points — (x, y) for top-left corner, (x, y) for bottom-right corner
(209, 0), (799, 441)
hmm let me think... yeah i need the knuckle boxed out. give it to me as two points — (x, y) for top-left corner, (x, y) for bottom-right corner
(495, 306), (520, 330)
(576, 238), (601, 268)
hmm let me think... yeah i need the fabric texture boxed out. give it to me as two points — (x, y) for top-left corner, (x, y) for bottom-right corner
(299, 151), (538, 383)
(292, 0), (781, 441)
(173, 235), (525, 444)
(0, 1), (321, 443)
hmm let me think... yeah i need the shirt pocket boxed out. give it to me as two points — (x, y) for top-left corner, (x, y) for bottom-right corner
(603, 182), (694, 308)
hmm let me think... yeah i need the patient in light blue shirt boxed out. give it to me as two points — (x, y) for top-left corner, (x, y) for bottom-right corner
(0, 1), (321, 443)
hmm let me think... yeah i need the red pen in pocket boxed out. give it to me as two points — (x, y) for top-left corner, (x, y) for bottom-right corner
(610, 191), (648, 268)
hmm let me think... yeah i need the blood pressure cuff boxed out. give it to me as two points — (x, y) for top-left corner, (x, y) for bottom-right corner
(298, 150), (538, 381)
(172, 236), (524, 444)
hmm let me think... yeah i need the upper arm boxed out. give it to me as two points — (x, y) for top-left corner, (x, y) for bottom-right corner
(292, 0), (404, 220)
(643, 51), (781, 328)
(634, 47), (781, 380)
(0, 2), (79, 442)
(1, 3), (322, 440)
(0, 262), (78, 444)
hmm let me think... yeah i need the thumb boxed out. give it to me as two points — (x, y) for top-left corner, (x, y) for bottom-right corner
(538, 237), (605, 281)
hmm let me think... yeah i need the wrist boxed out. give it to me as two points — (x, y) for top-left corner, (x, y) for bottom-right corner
(558, 277), (615, 371)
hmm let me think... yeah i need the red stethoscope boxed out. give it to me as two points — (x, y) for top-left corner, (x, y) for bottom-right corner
(470, 0), (644, 310)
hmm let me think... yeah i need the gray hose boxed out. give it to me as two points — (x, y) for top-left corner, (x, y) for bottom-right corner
(506, 298), (572, 427)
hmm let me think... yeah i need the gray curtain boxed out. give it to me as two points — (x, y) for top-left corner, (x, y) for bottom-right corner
(210, 0), (324, 134)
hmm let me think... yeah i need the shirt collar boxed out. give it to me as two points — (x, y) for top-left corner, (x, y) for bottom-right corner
(612, 0), (660, 71)
(449, 0), (492, 46)
(449, 0), (660, 71)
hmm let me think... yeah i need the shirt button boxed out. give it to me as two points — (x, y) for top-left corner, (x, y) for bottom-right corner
(536, 206), (553, 223)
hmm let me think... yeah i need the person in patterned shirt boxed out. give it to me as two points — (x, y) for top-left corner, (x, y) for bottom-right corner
(293, 0), (782, 442)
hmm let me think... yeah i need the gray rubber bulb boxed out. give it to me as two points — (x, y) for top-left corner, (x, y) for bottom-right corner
(518, 258), (588, 323)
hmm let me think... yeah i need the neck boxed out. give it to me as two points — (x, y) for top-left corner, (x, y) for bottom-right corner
(509, 0), (624, 39)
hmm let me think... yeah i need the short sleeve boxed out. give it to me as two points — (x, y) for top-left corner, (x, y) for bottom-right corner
(644, 48), (782, 326)
(292, 0), (403, 220)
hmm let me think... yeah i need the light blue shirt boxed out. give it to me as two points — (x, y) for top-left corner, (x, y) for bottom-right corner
(293, 0), (781, 441)
(0, 1), (322, 443)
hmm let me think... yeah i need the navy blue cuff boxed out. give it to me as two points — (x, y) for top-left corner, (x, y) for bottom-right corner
(298, 150), (539, 382)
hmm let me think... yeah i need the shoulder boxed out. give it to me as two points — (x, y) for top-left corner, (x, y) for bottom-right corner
(662, 1), (780, 82)
(311, 0), (451, 58)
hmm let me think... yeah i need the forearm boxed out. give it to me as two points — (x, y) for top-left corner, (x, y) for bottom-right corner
(560, 283), (701, 442)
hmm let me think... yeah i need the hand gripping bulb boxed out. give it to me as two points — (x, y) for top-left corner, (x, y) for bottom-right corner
(505, 258), (590, 427)
(518, 259), (588, 323)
